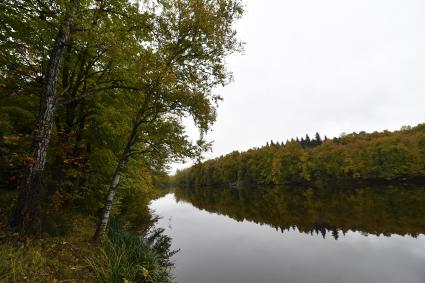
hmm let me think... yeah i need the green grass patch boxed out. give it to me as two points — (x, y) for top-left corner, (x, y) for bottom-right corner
(0, 191), (177, 283)
(87, 218), (177, 283)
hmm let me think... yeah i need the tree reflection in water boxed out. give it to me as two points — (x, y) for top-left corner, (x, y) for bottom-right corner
(174, 185), (425, 238)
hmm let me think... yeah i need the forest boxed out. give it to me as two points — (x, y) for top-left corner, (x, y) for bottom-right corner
(174, 123), (425, 188)
(0, 0), (243, 282)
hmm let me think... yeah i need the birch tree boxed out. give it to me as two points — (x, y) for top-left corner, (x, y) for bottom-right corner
(3, 0), (81, 231)
(3, 0), (152, 232)
(94, 0), (244, 239)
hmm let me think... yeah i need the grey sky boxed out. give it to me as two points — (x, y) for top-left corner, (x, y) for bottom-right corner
(174, 0), (425, 171)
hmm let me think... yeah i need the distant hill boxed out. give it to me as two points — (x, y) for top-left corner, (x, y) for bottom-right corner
(174, 123), (425, 187)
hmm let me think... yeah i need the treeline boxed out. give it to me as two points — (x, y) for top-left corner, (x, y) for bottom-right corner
(175, 185), (425, 238)
(174, 124), (425, 188)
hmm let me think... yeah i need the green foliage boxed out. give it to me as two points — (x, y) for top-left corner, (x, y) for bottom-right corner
(1, 0), (243, 279)
(174, 123), (425, 187)
(87, 218), (177, 283)
(1, 0), (244, 234)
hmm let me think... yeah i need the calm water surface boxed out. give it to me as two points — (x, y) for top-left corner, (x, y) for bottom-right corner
(149, 186), (425, 283)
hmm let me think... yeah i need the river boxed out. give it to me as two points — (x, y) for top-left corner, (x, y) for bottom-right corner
(149, 186), (425, 283)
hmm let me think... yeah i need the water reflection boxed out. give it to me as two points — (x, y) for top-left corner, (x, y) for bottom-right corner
(150, 186), (425, 283)
(175, 185), (425, 238)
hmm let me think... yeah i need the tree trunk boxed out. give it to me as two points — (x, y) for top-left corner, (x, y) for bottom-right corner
(92, 158), (127, 240)
(93, 123), (139, 241)
(10, 0), (79, 232)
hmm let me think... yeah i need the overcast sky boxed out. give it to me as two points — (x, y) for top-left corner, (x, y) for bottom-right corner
(174, 0), (425, 172)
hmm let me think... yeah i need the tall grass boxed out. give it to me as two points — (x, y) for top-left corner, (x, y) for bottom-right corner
(87, 218), (177, 283)
(0, 243), (45, 283)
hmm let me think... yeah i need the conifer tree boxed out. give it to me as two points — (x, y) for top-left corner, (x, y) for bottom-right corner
(315, 132), (322, 146)
(305, 134), (311, 147)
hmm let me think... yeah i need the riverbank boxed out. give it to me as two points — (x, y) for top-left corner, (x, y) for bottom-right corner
(0, 191), (176, 283)
(0, 214), (96, 281)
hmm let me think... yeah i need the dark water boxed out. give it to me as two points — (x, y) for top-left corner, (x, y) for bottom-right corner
(149, 186), (425, 283)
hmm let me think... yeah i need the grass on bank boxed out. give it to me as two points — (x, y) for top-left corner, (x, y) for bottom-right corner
(88, 218), (177, 283)
(0, 191), (176, 283)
